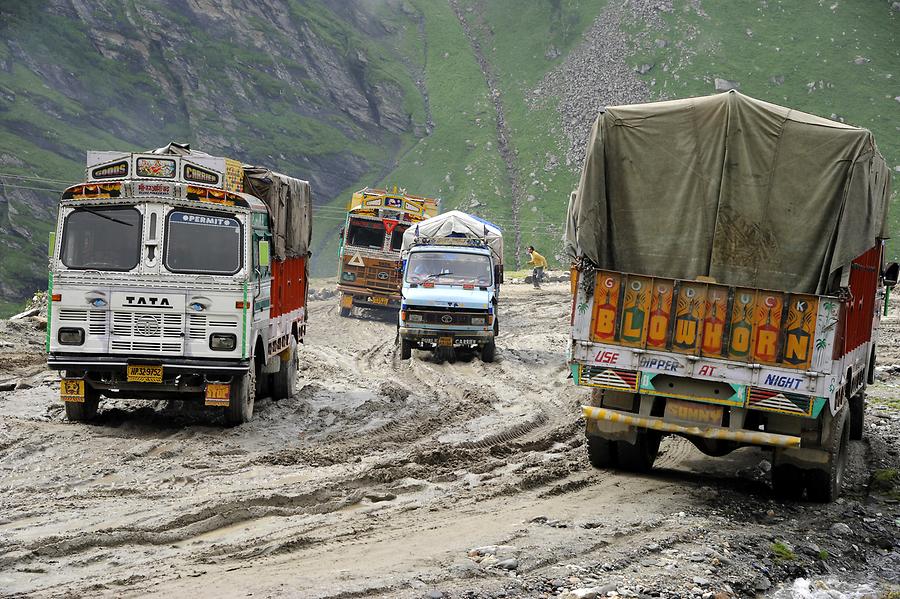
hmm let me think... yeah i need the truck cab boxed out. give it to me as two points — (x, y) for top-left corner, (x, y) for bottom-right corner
(337, 186), (439, 316)
(47, 146), (312, 425)
(398, 211), (503, 362)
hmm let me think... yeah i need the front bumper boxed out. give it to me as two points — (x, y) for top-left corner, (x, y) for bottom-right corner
(48, 353), (250, 375)
(338, 285), (401, 309)
(583, 405), (801, 448)
(399, 327), (493, 347)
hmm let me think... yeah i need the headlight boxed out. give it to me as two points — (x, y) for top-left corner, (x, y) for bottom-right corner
(471, 317), (486, 325)
(209, 333), (237, 351)
(407, 313), (424, 322)
(58, 327), (85, 345)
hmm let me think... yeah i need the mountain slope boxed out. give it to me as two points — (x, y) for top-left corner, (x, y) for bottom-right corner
(0, 0), (896, 315)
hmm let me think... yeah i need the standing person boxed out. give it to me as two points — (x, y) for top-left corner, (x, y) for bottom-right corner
(526, 245), (548, 289)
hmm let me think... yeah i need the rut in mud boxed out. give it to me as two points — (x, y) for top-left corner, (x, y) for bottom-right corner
(0, 282), (898, 598)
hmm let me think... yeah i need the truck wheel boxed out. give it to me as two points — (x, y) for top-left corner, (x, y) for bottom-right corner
(806, 408), (849, 503)
(849, 391), (864, 441)
(615, 430), (660, 473)
(339, 306), (352, 318)
(64, 383), (100, 422)
(481, 341), (496, 363)
(586, 435), (616, 468)
(226, 364), (256, 425)
(400, 339), (412, 360)
(272, 336), (298, 400)
(772, 464), (805, 500)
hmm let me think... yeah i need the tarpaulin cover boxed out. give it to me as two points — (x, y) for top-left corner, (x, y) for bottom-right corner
(243, 167), (312, 259)
(402, 210), (504, 265)
(565, 91), (891, 294)
(150, 143), (312, 259)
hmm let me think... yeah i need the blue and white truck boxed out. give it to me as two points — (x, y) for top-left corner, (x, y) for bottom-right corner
(398, 211), (503, 362)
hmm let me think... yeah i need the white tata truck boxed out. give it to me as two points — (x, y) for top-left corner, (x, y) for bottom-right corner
(398, 211), (503, 362)
(47, 143), (312, 424)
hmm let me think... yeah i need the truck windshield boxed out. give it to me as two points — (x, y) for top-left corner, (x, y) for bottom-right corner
(165, 210), (243, 275)
(347, 218), (385, 250)
(406, 251), (492, 286)
(60, 207), (141, 271)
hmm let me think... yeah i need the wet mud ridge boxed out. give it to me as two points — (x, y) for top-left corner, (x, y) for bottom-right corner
(0, 283), (898, 598)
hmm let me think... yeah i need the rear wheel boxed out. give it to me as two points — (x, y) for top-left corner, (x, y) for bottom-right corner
(806, 408), (849, 503)
(272, 336), (298, 400)
(616, 430), (660, 473)
(400, 338), (412, 360)
(64, 383), (100, 422)
(226, 364), (256, 425)
(849, 391), (865, 441)
(481, 341), (496, 363)
(586, 435), (616, 468)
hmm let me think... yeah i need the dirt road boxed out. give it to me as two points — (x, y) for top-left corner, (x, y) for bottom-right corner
(1, 283), (898, 598)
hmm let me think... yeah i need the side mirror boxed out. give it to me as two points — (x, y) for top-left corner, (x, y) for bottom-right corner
(884, 262), (899, 288)
(48, 231), (56, 258)
(258, 240), (271, 268)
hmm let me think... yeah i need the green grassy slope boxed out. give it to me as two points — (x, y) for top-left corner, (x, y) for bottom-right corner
(627, 0), (899, 260)
(1, 0), (897, 315)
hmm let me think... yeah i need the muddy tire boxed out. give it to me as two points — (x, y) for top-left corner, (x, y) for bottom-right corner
(481, 341), (496, 363)
(400, 338), (412, 360)
(64, 383), (100, 422)
(806, 408), (849, 503)
(586, 435), (616, 468)
(616, 430), (660, 473)
(339, 306), (351, 318)
(226, 364), (256, 425)
(272, 336), (298, 401)
(849, 391), (864, 441)
(772, 464), (805, 500)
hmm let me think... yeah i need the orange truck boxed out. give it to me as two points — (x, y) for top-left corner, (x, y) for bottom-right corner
(337, 186), (439, 316)
(565, 92), (895, 501)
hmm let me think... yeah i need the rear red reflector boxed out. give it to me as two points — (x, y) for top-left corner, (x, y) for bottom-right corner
(51, 294), (61, 302)
(235, 301), (247, 309)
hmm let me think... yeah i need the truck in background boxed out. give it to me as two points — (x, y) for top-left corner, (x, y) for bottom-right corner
(398, 211), (503, 362)
(337, 186), (439, 317)
(565, 91), (895, 501)
(48, 143), (312, 424)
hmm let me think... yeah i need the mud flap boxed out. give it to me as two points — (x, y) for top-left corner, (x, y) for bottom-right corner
(205, 383), (231, 407)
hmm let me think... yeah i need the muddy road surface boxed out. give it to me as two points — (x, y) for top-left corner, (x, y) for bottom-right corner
(1, 283), (898, 598)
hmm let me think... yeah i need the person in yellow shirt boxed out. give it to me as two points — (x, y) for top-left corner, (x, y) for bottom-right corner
(526, 245), (548, 289)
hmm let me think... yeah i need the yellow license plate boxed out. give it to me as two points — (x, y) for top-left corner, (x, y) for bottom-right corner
(60, 379), (85, 403)
(664, 398), (723, 426)
(205, 383), (231, 407)
(127, 365), (163, 383)
(438, 336), (453, 347)
(370, 296), (389, 306)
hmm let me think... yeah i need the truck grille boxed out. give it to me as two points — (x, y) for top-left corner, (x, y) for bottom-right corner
(407, 310), (488, 326)
(188, 314), (238, 341)
(110, 311), (184, 354)
(58, 308), (107, 336)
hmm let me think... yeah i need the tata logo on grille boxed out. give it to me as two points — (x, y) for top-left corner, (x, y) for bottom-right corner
(125, 296), (172, 308)
(441, 314), (453, 324)
(376, 272), (389, 280)
(135, 314), (160, 337)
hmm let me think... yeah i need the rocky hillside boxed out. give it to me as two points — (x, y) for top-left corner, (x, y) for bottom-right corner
(1, 0), (897, 315)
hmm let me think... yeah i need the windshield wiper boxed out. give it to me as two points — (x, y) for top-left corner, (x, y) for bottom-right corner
(78, 207), (134, 227)
(426, 272), (454, 279)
